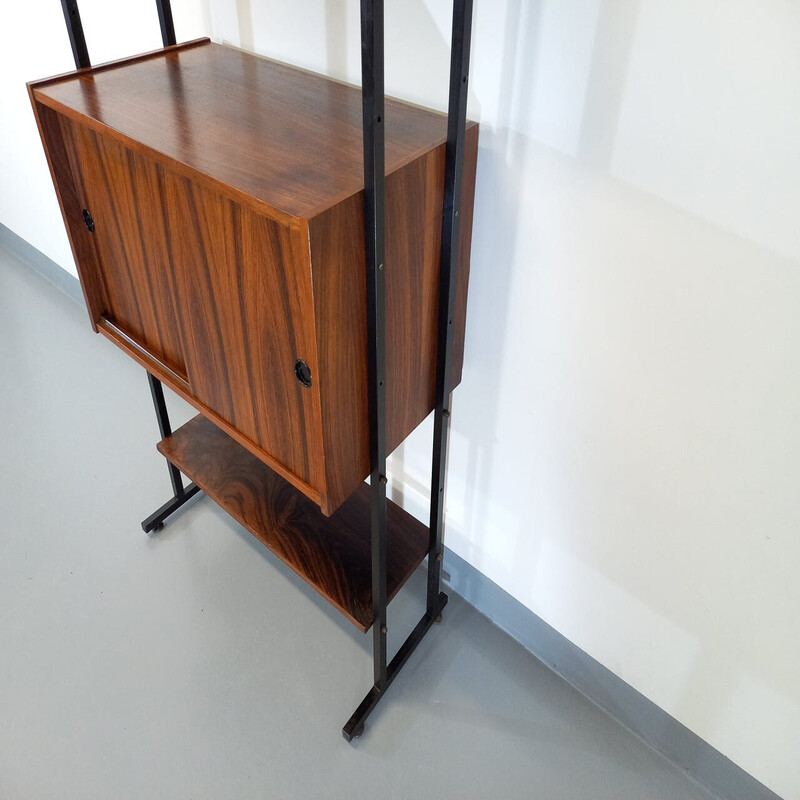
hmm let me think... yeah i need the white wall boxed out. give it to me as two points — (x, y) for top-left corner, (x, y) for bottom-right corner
(3, 2), (799, 797)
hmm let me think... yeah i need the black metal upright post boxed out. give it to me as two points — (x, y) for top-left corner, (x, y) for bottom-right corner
(155, 0), (177, 47)
(60, 0), (91, 69)
(147, 372), (185, 500)
(60, 0), (176, 70)
(341, 0), (389, 740)
(427, 0), (474, 613)
(343, 0), (474, 741)
(361, 0), (389, 691)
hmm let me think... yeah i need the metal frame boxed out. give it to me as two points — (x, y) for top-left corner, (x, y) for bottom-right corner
(58, 0), (475, 739)
(342, 0), (474, 740)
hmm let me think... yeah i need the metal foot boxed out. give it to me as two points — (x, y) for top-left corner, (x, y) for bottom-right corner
(342, 723), (364, 742)
(342, 592), (448, 741)
(141, 482), (202, 533)
(435, 613), (443, 624)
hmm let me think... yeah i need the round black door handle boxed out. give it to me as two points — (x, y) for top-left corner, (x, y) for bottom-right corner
(294, 359), (312, 388)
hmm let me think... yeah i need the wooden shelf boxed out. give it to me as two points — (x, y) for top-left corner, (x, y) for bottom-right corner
(158, 415), (430, 632)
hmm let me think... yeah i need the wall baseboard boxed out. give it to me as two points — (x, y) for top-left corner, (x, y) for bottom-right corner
(442, 548), (782, 800)
(1, 222), (783, 800)
(0, 225), (85, 308)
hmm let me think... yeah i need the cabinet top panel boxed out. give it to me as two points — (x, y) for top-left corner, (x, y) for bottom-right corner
(31, 40), (474, 221)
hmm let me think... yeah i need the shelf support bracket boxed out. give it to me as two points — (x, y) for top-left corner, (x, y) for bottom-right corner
(343, 0), (474, 741)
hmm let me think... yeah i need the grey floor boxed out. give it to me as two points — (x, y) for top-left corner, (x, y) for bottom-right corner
(0, 246), (716, 800)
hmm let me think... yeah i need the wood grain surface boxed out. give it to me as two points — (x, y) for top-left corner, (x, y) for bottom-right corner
(31, 41), (463, 221)
(158, 415), (430, 632)
(76, 125), (188, 377)
(309, 123), (479, 510)
(29, 101), (108, 329)
(161, 171), (326, 490)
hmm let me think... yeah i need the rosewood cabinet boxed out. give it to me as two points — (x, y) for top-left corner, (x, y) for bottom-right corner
(29, 39), (478, 517)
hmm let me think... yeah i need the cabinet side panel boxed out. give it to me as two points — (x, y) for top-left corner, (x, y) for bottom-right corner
(310, 128), (478, 513)
(29, 100), (108, 327)
(162, 173), (324, 492)
(385, 133), (475, 447)
(309, 194), (370, 514)
(451, 123), (479, 388)
(74, 126), (188, 376)
(385, 146), (443, 448)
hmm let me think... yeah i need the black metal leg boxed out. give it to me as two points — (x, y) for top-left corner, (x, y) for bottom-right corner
(341, 0), (390, 740)
(141, 373), (202, 533)
(342, 592), (448, 741)
(141, 485), (201, 533)
(342, 0), (473, 741)
(147, 372), (185, 498)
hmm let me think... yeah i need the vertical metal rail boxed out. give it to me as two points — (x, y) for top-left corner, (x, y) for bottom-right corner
(60, 0), (175, 69)
(60, 0), (91, 69)
(141, 373), (202, 534)
(343, 0), (474, 740)
(147, 373), (185, 500)
(155, 0), (177, 47)
(360, 0), (389, 691)
(427, 0), (474, 612)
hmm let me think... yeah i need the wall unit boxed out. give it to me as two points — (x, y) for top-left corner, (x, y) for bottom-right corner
(29, 39), (478, 516)
(33, 0), (476, 738)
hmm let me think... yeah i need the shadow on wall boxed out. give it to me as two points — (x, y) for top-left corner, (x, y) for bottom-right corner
(577, 0), (642, 170)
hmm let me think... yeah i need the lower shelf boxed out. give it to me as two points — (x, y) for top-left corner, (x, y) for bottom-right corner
(157, 415), (430, 632)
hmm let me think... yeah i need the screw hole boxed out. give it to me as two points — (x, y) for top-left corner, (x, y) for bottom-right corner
(377, 115), (382, 123)
(82, 209), (94, 232)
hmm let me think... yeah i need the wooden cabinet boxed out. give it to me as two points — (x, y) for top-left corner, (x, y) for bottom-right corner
(29, 38), (478, 516)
